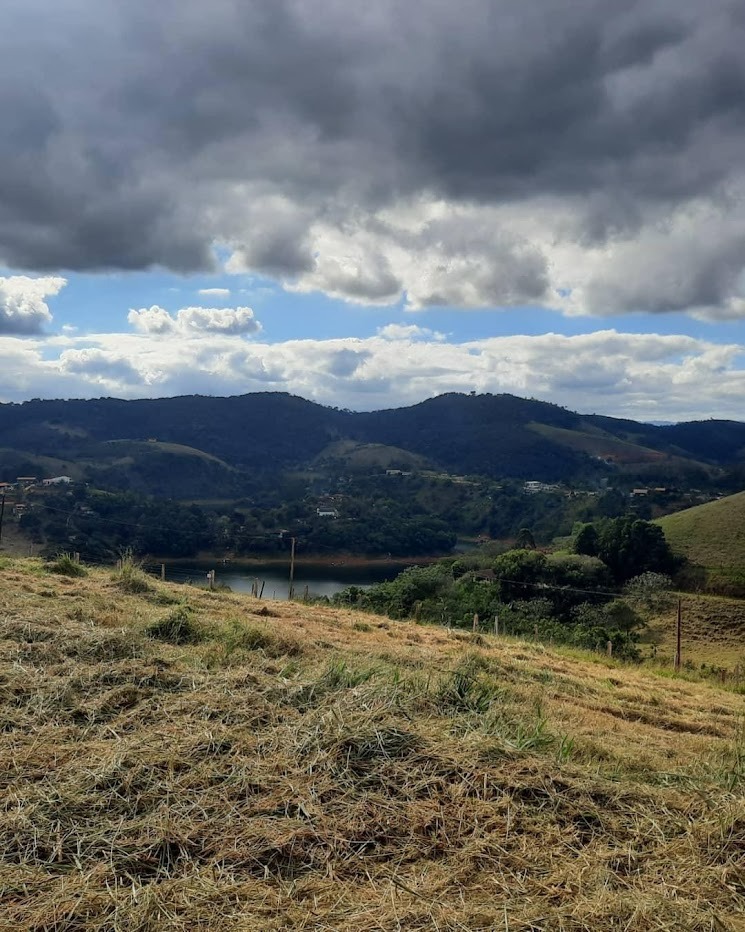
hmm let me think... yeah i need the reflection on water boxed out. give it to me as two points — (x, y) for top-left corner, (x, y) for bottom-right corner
(158, 560), (414, 601)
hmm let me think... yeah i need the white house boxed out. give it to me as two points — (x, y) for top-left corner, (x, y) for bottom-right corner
(42, 476), (73, 486)
(524, 480), (560, 494)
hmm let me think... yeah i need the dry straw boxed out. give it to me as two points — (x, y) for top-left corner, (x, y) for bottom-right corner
(0, 557), (743, 930)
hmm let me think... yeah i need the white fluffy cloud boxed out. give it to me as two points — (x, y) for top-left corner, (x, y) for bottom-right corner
(0, 326), (743, 422)
(127, 305), (261, 336)
(0, 276), (65, 334)
(224, 192), (745, 317)
(377, 323), (446, 341)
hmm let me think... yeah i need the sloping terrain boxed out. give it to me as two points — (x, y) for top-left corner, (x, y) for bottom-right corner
(85, 440), (242, 497)
(1, 558), (743, 931)
(0, 447), (83, 481)
(528, 422), (667, 464)
(658, 490), (745, 594)
(658, 490), (745, 566)
(643, 592), (745, 671)
(312, 440), (430, 473)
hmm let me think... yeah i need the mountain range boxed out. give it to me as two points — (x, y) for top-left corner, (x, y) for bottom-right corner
(1, 392), (744, 493)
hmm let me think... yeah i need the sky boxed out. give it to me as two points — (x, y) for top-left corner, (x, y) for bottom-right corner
(1, 0), (745, 422)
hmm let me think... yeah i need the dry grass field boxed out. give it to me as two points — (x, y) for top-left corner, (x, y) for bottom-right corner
(643, 592), (745, 673)
(1, 556), (744, 931)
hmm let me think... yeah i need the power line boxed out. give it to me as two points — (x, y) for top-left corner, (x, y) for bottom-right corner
(486, 576), (622, 600)
(30, 500), (286, 541)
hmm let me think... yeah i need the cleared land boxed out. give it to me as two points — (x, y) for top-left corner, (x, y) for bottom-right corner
(1, 558), (744, 931)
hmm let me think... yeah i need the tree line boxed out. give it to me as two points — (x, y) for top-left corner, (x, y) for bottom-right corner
(333, 516), (680, 661)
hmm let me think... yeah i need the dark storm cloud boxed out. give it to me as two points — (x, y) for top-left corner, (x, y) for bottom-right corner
(0, 0), (744, 312)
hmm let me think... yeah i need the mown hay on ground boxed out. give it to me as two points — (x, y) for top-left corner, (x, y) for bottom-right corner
(0, 558), (743, 930)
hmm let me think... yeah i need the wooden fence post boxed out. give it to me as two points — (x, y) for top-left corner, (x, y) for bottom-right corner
(674, 599), (682, 672)
(161, 563), (166, 581)
(288, 537), (296, 600)
(473, 613), (479, 633)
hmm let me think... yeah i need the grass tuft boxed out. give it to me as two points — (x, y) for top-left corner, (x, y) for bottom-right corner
(436, 669), (499, 713)
(114, 548), (154, 594)
(47, 552), (87, 577)
(218, 620), (302, 659)
(146, 605), (202, 644)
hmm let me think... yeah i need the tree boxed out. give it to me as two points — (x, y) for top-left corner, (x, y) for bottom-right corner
(515, 527), (536, 550)
(493, 549), (548, 601)
(594, 516), (678, 583)
(623, 572), (674, 612)
(573, 523), (599, 557)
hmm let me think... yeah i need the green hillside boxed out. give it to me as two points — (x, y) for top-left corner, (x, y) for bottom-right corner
(84, 440), (242, 498)
(657, 490), (745, 594)
(0, 447), (83, 481)
(102, 439), (234, 466)
(313, 440), (430, 472)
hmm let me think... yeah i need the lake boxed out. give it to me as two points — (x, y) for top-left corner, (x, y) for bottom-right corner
(155, 560), (415, 600)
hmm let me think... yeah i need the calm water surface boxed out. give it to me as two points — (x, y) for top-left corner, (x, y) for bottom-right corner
(160, 560), (415, 600)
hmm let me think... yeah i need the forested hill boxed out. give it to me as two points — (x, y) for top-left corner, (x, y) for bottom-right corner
(1, 391), (745, 483)
(0, 394), (344, 470)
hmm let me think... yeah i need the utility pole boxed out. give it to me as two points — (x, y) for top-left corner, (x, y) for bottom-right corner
(674, 598), (682, 672)
(0, 493), (5, 546)
(289, 537), (296, 600)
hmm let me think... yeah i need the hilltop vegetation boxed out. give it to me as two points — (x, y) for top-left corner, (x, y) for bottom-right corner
(1, 557), (743, 930)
